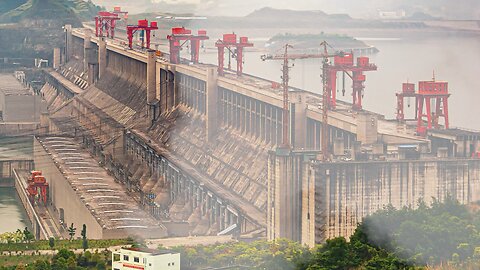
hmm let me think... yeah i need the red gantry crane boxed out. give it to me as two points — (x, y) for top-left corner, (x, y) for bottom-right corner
(127, 19), (159, 49)
(112, 6), (129, 21)
(395, 74), (451, 136)
(26, 171), (49, 205)
(396, 82), (417, 122)
(167, 27), (209, 64)
(216, 33), (253, 76)
(95, 11), (120, 38)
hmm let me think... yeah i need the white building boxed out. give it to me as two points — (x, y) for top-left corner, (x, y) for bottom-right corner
(112, 248), (180, 270)
(378, 10), (406, 19)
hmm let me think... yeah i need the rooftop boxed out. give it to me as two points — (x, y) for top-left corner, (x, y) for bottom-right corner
(428, 128), (480, 139)
(119, 247), (177, 256)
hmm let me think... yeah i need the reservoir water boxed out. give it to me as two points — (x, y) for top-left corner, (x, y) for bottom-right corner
(0, 187), (29, 234)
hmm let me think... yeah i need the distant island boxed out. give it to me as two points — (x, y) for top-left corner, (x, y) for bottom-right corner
(265, 32), (379, 54)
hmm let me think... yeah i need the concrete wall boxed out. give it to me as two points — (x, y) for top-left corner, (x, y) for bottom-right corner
(302, 159), (480, 245)
(267, 150), (304, 242)
(33, 138), (105, 239)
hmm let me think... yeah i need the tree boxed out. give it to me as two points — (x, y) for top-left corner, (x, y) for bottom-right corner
(81, 224), (88, 250)
(51, 257), (68, 270)
(67, 223), (76, 241)
(23, 227), (34, 243)
(66, 256), (76, 270)
(15, 264), (26, 270)
(96, 262), (106, 270)
(49, 237), (55, 249)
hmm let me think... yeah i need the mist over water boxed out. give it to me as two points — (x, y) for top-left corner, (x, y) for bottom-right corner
(197, 30), (480, 130)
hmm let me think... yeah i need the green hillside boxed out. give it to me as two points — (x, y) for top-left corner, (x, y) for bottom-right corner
(0, 0), (101, 25)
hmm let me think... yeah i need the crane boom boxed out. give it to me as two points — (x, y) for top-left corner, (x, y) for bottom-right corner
(261, 42), (338, 158)
(320, 41), (330, 161)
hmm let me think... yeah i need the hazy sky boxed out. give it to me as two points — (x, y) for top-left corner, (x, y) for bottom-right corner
(92, 0), (480, 18)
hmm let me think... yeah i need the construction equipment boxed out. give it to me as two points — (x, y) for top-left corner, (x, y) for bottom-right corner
(95, 11), (120, 38)
(216, 33), (254, 76)
(167, 27), (209, 64)
(26, 171), (49, 205)
(126, 20), (159, 49)
(396, 82), (416, 121)
(394, 75), (451, 136)
(112, 7), (129, 20)
(260, 42), (341, 156)
(416, 76), (450, 135)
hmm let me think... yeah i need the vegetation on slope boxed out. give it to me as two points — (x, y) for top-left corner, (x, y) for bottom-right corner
(0, 0), (101, 25)
(2, 199), (480, 269)
(361, 197), (480, 267)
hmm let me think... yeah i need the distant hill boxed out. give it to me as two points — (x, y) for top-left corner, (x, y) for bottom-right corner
(246, 7), (329, 19)
(265, 33), (378, 53)
(0, 0), (101, 25)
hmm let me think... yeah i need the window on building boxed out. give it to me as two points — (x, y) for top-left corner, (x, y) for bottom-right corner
(113, 254), (120, 262)
(123, 255), (129, 261)
(172, 262), (175, 265)
(134, 257), (140, 263)
(168, 263), (171, 266)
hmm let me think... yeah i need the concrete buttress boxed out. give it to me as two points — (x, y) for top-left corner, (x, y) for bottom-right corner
(292, 92), (307, 149)
(206, 67), (218, 142)
(64, 25), (73, 62)
(98, 38), (107, 79)
(83, 31), (91, 72)
(53, 48), (61, 69)
(146, 50), (156, 104)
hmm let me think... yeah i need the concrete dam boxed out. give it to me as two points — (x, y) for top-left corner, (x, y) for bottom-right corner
(27, 25), (480, 244)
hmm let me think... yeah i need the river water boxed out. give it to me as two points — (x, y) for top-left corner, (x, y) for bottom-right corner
(196, 29), (480, 130)
(0, 187), (29, 234)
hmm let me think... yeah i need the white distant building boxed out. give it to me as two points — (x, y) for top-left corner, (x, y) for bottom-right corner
(378, 10), (406, 19)
(112, 248), (180, 270)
